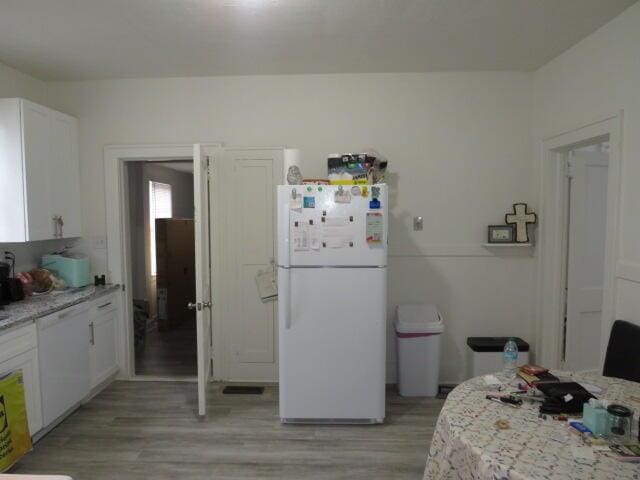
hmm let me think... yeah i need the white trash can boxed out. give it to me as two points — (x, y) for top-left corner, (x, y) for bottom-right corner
(395, 304), (444, 397)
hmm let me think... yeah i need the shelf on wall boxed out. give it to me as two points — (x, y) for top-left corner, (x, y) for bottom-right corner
(482, 243), (535, 257)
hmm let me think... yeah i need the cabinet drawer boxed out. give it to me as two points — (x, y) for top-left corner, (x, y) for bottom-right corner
(38, 303), (91, 330)
(92, 294), (117, 316)
(0, 323), (37, 363)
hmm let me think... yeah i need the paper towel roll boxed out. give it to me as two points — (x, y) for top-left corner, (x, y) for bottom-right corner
(284, 148), (302, 185)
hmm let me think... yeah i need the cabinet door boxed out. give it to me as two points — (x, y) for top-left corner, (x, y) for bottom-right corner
(50, 111), (82, 238)
(39, 305), (91, 426)
(89, 303), (118, 389)
(0, 99), (28, 242)
(0, 348), (43, 436)
(21, 100), (53, 241)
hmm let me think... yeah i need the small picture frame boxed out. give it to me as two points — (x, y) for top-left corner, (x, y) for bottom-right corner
(488, 225), (514, 243)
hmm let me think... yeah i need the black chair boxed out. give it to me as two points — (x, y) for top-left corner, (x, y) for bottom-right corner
(602, 320), (640, 383)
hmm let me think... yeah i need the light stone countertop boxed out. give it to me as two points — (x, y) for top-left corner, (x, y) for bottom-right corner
(0, 284), (120, 332)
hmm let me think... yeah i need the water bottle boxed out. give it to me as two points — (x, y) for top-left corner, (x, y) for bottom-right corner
(503, 338), (518, 375)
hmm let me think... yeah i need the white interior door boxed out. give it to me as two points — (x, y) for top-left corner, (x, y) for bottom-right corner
(193, 144), (213, 415)
(564, 148), (609, 371)
(220, 148), (283, 382)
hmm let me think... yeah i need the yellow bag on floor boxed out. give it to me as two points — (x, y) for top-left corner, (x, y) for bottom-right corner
(0, 370), (32, 472)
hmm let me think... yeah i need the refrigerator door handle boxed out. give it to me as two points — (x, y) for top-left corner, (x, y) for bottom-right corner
(279, 192), (291, 268)
(283, 267), (292, 330)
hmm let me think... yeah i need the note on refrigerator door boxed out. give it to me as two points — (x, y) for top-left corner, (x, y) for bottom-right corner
(325, 237), (351, 248)
(334, 189), (351, 204)
(309, 223), (321, 250)
(293, 225), (309, 251)
(366, 212), (383, 245)
(324, 217), (349, 227)
(323, 225), (349, 237)
(290, 195), (302, 210)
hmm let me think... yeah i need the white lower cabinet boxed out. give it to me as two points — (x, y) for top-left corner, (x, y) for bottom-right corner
(0, 324), (43, 436)
(89, 294), (119, 389)
(0, 291), (121, 437)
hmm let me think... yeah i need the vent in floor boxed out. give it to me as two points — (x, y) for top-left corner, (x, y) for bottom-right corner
(222, 386), (264, 395)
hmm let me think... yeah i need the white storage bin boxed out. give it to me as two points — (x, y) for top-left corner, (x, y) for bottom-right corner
(395, 304), (444, 397)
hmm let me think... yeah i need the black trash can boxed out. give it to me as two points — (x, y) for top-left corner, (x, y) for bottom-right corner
(466, 337), (530, 378)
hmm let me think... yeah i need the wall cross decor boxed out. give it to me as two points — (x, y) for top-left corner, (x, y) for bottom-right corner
(505, 203), (537, 243)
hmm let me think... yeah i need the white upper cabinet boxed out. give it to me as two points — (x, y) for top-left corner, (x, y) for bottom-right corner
(0, 98), (82, 242)
(50, 110), (82, 238)
(21, 100), (53, 241)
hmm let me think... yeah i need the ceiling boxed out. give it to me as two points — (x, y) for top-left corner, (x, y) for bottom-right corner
(0, 0), (636, 80)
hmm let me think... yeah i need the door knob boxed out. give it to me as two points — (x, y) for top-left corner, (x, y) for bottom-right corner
(202, 301), (212, 309)
(187, 302), (200, 310)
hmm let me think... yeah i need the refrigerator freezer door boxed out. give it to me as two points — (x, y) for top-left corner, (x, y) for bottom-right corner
(277, 185), (388, 267)
(278, 266), (386, 422)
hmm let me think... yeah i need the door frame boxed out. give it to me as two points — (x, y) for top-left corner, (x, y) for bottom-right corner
(536, 113), (623, 369)
(104, 143), (221, 380)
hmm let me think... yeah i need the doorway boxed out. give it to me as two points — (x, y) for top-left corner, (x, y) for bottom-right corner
(537, 114), (622, 369)
(126, 160), (197, 377)
(105, 144), (284, 397)
(562, 142), (609, 371)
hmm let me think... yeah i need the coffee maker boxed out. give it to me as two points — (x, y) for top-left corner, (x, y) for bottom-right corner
(1, 251), (24, 305)
(0, 260), (12, 306)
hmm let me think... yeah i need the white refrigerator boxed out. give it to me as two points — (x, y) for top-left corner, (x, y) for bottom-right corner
(277, 184), (387, 424)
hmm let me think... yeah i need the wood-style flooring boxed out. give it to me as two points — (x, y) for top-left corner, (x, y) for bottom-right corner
(13, 381), (444, 480)
(135, 320), (197, 376)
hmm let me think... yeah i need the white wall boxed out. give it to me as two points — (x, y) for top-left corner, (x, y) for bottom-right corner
(0, 60), (48, 105)
(532, 2), (640, 332)
(46, 72), (535, 383)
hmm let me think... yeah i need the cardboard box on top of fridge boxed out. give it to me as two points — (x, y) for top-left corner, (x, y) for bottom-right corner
(327, 153), (387, 185)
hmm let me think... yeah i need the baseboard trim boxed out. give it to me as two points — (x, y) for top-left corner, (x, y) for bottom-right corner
(84, 370), (119, 402)
(617, 260), (640, 284)
(32, 402), (83, 444)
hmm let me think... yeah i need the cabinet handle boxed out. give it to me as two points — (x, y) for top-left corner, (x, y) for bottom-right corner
(89, 322), (95, 345)
(58, 309), (75, 319)
(97, 301), (112, 309)
(52, 215), (64, 238)
(52, 215), (60, 238)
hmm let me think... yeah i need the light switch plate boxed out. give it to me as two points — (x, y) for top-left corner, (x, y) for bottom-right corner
(92, 236), (107, 250)
(413, 216), (423, 231)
